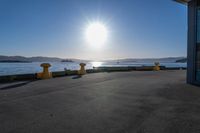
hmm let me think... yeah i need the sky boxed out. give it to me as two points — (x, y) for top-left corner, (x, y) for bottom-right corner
(0, 0), (187, 60)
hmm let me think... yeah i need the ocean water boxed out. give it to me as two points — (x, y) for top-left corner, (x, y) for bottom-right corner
(0, 62), (187, 76)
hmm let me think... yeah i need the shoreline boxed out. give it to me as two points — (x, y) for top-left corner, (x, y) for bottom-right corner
(0, 66), (186, 83)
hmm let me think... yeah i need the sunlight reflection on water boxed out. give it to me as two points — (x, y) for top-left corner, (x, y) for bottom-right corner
(91, 61), (103, 67)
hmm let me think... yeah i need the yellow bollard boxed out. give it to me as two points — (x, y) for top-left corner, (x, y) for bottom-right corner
(37, 63), (52, 79)
(78, 63), (86, 75)
(154, 62), (160, 71)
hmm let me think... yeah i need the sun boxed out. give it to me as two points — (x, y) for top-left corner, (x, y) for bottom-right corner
(85, 22), (108, 47)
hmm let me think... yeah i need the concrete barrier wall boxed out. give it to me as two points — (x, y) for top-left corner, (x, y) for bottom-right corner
(0, 73), (37, 83)
(0, 67), (186, 83)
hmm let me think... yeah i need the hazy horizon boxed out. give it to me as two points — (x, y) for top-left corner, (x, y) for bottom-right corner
(0, 54), (186, 61)
(0, 0), (187, 60)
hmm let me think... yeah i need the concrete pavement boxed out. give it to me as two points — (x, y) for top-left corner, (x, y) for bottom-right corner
(0, 70), (200, 133)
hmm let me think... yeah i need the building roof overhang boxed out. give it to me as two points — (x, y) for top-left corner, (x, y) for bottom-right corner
(174, 0), (191, 5)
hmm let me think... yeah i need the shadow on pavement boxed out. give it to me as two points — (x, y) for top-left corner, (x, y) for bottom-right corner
(72, 75), (82, 79)
(0, 81), (34, 90)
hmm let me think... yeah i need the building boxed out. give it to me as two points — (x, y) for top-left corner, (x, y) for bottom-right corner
(175, 0), (200, 85)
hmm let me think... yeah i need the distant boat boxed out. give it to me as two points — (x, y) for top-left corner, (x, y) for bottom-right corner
(61, 59), (74, 62)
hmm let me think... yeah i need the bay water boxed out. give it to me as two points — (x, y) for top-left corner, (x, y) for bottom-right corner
(0, 62), (187, 76)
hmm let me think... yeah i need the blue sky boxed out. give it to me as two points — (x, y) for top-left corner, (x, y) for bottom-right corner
(0, 0), (187, 60)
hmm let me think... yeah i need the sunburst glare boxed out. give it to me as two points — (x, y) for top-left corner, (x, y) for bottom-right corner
(85, 22), (108, 48)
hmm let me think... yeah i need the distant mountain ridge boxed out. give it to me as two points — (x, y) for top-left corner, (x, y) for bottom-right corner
(175, 58), (187, 63)
(110, 57), (187, 63)
(0, 55), (187, 63)
(0, 55), (82, 62)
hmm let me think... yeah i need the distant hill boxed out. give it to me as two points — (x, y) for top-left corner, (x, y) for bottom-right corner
(0, 55), (187, 63)
(0, 55), (83, 62)
(28, 56), (62, 62)
(0, 56), (28, 62)
(109, 57), (187, 63)
(176, 58), (187, 63)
